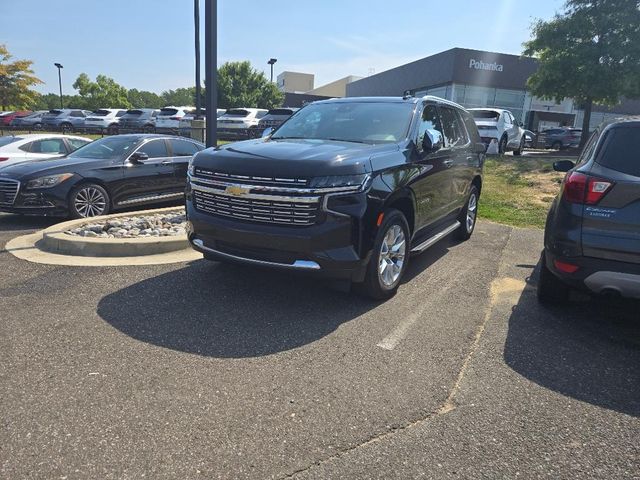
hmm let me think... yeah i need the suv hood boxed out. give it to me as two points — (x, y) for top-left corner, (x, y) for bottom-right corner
(193, 138), (398, 177)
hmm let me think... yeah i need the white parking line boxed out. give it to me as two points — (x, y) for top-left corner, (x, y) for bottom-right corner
(376, 311), (422, 350)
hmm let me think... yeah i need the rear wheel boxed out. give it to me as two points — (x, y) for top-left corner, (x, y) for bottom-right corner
(69, 183), (110, 219)
(498, 135), (508, 154)
(33, 122), (43, 131)
(537, 252), (570, 304)
(513, 137), (524, 156)
(455, 186), (479, 241)
(355, 209), (410, 300)
(107, 124), (119, 135)
(60, 122), (73, 134)
(552, 141), (562, 151)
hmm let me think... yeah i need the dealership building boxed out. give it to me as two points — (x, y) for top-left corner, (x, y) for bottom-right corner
(345, 48), (640, 131)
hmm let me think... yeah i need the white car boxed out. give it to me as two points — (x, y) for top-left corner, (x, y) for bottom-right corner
(155, 106), (194, 131)
(468, 108), (526, 155)
(0, 134), (92, 167)
(217, 108), (268, 139)
(178, 108), (227, 134)
(83, 109), (127, 133)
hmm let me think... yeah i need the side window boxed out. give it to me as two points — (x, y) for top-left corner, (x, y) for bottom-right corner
(70, 110), (83, 117)
(169, 139), (201, 156)
(439, 107), (468, 148)
(575, 130), (599, 167)
(596, 127), (640, 177)
(67, 138), (90, 151)
(19, 142), (32, 153)
(459, 111), (481, 144)
(29, 138), (67, 154)
(137, 139), (168, 158)
(416, 104), (443, 150)
(116, 110), (126, 117)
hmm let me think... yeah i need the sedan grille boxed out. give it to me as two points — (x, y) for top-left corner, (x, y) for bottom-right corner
(0, 179), (20, 206)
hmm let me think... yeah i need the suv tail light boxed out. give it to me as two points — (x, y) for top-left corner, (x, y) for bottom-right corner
(170, 116), (181, 120)
(0, 157), (8, 162)
(563, 172), (614, 205)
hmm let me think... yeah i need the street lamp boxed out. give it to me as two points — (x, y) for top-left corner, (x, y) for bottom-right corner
(204, 0), (217, 147)
(268, 58), (277, 83)
(54, 63), (64, 109)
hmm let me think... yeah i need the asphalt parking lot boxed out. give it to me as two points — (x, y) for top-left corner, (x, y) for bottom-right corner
(1, 213), (638, 479)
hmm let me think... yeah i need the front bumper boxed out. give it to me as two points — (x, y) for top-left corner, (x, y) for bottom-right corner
(0, 181), (71, 216)
(544, 249), (640, 299)
(186, 197), (370, 281)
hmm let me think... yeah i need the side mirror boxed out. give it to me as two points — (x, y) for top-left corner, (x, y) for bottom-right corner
(421, 129), (443, 153)
(129, 152), (149, 164)
(261, 127), (273, 138)
(553, 160), (575, 172)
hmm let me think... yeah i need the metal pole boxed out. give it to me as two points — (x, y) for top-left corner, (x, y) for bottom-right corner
(55, 64), (64, 109)
(270, 63), (273, 82)
(204, 0), (217, 147)
(194, 0), (201, 119)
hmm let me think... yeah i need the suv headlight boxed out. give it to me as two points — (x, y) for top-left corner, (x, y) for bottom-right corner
(187, 162), (195, 177)
(309, 174), (370, 191)
(26, 173), (74, 189)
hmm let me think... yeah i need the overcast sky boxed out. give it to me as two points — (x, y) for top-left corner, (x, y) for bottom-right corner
(3, 0), (564, 95)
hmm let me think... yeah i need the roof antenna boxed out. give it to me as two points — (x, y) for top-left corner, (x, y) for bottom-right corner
(403, 90), (413, 100)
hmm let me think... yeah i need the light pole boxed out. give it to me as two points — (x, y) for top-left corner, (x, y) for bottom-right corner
(54, 63), (64, 109)
(204, 0), (217, 147)
(268, 58), (277, 83)
(194, 0), (202, 119)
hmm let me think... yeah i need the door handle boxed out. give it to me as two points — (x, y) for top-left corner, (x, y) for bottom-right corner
(160, 160), (172, 165)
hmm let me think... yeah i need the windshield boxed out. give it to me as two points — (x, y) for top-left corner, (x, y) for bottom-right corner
(0, 136), (22, 147)
(471, 110), (500, 120)
(68, 136), (139, 160)
(267, 108), (295, 116)
(271, 102), (414, 144)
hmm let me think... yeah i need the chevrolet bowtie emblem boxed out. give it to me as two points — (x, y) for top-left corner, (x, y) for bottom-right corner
(225, 185), (250, 196)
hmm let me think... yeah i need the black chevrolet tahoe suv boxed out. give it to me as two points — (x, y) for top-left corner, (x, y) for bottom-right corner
(186, 96), (485, 299)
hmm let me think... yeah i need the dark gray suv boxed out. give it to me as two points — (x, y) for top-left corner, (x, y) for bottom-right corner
(539, 117), (640, 303)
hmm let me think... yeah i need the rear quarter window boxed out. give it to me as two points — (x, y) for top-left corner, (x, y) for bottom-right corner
(597, 126), (640, 177)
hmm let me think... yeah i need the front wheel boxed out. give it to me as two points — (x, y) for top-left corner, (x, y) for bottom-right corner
(455, 186), (479, 241)
(498, 135), (508, 154)
(355, 209), (410, 300)
(69, 183), (110, 219)
(60, 122), (73, 134)
(513, 137), (524, 156)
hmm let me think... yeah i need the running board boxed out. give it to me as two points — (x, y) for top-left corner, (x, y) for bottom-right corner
(410, 221), (461, 254)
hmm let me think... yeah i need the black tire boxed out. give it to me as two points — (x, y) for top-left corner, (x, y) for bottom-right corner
(498, 135), (508, 154)
(68, 183), (110, 219)
(513, 137), (524, 156)
(455, 185), (479, 241)
(33, 122), (43, 131)
(143, 124), (155, 133)
(355, 209), (410, 300)
(60, 122), (73, 134)
(537, 252), (570, 304)
(107, 124), (119, 135)
(552, 141), (562, 151)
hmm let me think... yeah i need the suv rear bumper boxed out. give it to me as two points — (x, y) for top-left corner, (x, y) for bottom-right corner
(544, 249), (640, 299)
(186, 200), (370, 281)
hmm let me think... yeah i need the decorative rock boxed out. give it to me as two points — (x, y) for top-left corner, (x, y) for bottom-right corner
(64, 209), (187, 239)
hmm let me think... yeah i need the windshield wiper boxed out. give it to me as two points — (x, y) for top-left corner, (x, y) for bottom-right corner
(271, 136), (307, 140)
(326, 138), (368, 144)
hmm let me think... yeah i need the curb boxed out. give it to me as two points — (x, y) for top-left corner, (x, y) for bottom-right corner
(39, 207), (188, 257)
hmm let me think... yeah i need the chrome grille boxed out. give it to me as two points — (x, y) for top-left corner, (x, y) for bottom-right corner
(194, 168), (308, 187)
(192, 184), (319, 226)
(0, 179), (20, 206)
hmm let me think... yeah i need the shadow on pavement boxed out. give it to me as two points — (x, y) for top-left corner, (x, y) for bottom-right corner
(97, 238), (455, 359)
(0, 213), (59, 233)
(504, 262), (640, 417)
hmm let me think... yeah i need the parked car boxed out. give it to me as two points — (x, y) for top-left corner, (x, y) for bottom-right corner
(248, 107), (299, 137)
(217, 108), (268, 139)
(155, 106), (193, 132)
(538, 117), (640, 303)
(186, 96), (485, 299)
(1, 111), (32, 127)
(42, 109), (92, 133)
(541, 127), (582, 150)
(9, 110), (48, 130)
(179, 109), (227, 137)
(0, 134), (204, 218)
(82, 109), (127, 134)
(469, 108), (526, 155)
(118, 108), (159, 132)
(0, 134), (92, 167)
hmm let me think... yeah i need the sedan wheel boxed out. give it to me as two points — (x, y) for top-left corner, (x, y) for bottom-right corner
(71, 184), (109, 218)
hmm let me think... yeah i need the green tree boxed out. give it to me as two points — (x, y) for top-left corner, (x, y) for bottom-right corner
(161, 87), (196, 107)
(524, 0), (640, 146)
(72, 73), (131, 110)
(127, 88), (163, 109)
(0, 44), (43, 110)
(217, 61), (283, 109)
(33, 93), (89, 110)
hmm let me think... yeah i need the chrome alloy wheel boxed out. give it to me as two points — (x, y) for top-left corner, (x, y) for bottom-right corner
(74, 187), (107, 217)
(466, 192), (478, 233)
(378, 224), (406, 288)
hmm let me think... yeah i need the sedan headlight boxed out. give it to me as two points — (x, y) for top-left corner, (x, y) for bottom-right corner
(26, 173), (74, 189)
(309, 174), (370, 191)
